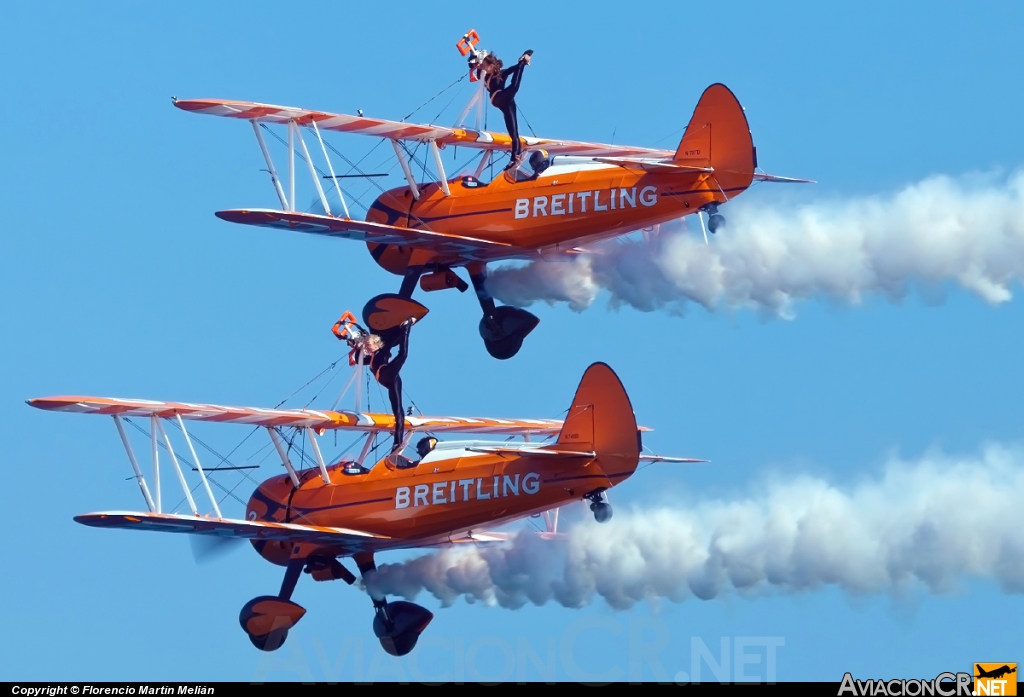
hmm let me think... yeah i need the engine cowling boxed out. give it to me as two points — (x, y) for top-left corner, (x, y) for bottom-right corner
(366, 190), (416, 276)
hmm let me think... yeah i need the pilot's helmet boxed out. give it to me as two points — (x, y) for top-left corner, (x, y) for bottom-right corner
(416, 436), (438, 458)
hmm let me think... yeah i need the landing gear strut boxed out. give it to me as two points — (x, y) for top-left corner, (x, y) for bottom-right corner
(355, 552), (433, 657)
(468, 262), (539, 360)
(586, 490), (613, 523)
(239, 559), (307, 651)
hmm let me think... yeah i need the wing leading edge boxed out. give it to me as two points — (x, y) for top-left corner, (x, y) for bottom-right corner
(215, 209), (522, 262)
(75, 511), (386, 549)
(27, 395), (564, 436)
(174, 98), (673, 159)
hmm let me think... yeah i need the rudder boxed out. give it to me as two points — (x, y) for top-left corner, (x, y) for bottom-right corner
(556, 363), (640, 481)
(673, 83), (755, 193)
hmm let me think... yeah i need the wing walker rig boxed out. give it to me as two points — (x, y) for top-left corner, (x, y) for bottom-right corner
(29, 30), (809, 656)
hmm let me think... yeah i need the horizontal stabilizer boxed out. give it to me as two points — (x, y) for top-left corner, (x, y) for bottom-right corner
(75, 511), (385, 548)
(752, 172), (816, 184)
(27, 396), (564, 436)
(447, 530), (564, 544)
(638, 455), (709, 464)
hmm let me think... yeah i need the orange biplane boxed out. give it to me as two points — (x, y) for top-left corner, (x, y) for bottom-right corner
(173, 32), (810, 359)
(29, 363), (700, 656)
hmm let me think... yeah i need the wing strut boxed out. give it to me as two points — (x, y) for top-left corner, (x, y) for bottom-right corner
(305, 427), (331, 484)
(176, 414), (222, 518)
(429, 140), (451, 196)
(251, 120), (289, 210)
(287, 121), (297, 211)
(156, 418), (199, 516)
(454, 78), (487, 131)
(113, 415), (156, 512)
(150, 415), (162, 512)
(311, 120), (351, 218)
(391, 139), (421, 200)
(268, 427), (301, 488)
(473, 150), (491, 179)
(294, 121), (332, 216)
(356, 430), (378, 468)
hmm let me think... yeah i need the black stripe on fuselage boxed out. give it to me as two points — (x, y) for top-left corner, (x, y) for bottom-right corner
(662, 185), (748, 198)
(408, 206), (513, 229)
(290, 495), (394, 517)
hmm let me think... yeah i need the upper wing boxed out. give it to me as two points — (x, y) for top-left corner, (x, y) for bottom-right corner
(216, 209), (519, 262)
(174, 98), (673, 159)
(28, 395), (564, 436)
(76, 511), (386, 549)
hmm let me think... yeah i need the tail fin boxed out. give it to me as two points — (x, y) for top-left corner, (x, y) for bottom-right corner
(673, 83), (755, 193)
(556, 363), (640, 481)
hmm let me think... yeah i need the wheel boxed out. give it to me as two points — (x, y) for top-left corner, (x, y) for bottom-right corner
(372, 600), (434, 656)
(590, 501), (613, 523)
(248, 628), (289, 652)
(239, 596), (305, 652)
(378, 630), (422, 657)
(478, 306), (539, 359)
(707, 214), (725, 234)
(483, 335), (525, 360)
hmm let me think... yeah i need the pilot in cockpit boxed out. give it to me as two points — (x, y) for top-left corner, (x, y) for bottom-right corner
(393, 435), (438, 470)
(461, 150), (551, 187)
(414, 436), (437, 462)
(509, 149), (551, 182)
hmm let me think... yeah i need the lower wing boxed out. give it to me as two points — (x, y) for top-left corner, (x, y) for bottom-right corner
(216, 208), (520, 262)
(75, 511), (387, 550)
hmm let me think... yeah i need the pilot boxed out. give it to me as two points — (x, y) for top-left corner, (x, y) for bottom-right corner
(528, 149), (550, 178)
(370, 317), (416, 453)
(415, 436), (437, 461)
(479, 50), (533, 170)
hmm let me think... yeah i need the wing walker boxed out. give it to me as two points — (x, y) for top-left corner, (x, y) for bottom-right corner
(29, 31), (807, 656)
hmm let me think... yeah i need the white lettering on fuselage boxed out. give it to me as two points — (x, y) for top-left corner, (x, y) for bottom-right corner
(514, 186), (658, 219)
(395, 472), (541, 509)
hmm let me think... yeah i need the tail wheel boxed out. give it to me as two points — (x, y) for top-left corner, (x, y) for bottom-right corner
(590, 501), (613, 523)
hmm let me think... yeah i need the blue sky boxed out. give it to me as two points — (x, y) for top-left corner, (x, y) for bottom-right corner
(2, 1), (1023, 682)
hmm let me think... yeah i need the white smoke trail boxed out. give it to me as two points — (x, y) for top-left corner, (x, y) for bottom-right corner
(365, 446), (1024, 609)
(486, 172), (1024, 318)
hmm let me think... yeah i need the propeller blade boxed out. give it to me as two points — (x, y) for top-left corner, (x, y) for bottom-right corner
(189, 534), (245, 565)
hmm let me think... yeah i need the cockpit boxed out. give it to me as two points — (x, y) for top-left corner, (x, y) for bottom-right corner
(340, 435), (438, 474)
(459, 150), (553, 188)
(393, 435), (438, 469)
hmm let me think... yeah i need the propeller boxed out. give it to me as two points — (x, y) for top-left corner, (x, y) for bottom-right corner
(189, 534), (245, 565)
